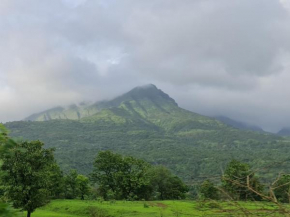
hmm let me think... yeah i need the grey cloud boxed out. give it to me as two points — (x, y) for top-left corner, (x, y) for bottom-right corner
(1, 0), (290, 132)
(121, 0), (290, 87)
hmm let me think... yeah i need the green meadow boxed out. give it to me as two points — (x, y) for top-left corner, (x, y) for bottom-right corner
(24, 200), (288, 217)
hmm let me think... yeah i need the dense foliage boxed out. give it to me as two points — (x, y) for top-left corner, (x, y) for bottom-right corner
(1, 140), (56, 217)
(64, 170), (91, 200)
(273, 174), (290, 203)
(5, 112), (288, 184)
(2, 122), (290, 217)
(149, 166), (188, 200)
(91, 151), (188, 200)
(222, 160), (263, 201)
(0, 125), (18, 217)
(199, 180), (219, 200)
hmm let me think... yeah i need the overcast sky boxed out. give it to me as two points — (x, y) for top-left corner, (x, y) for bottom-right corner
(1, 0), (290, 132)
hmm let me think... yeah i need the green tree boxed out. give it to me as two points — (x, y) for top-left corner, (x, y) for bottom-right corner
(0, 125), (18, 217)
(91, 151), (152, 200)
(222, 160), (263, 201)
(91, 151), (122, 199)
(64, 170), (79, 199)
(199, 180), (219, 200)
(274, 174), (290, 203)
(149, 166), (188, 200)
(76, 175), (90, 200)
(119, 156), (152, 200)
(1, 140), (55, 217)
(48, 163), (65, 199)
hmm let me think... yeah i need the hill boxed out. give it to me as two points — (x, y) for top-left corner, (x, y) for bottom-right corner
(5, 85), (290, 182)
(215, 116), (264, 132)
(277, 128), (290, 136)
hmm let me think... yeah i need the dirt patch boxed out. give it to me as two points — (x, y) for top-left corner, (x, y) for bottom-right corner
(148, 202), (155, 207)
(146, 202), (168, 208)
(156, 203), (167, 208)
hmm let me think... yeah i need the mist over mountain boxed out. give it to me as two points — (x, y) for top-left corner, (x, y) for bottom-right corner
(25, 84), (178, 121)
(214, 116), (264, 132)
(25, 84), (267, 133)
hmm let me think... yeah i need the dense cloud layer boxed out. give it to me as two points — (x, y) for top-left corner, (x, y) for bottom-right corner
(1, 0), (290, 132)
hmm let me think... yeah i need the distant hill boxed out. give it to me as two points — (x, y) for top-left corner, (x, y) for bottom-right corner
(214, 116), (264, 132)
(277, 128), (290, 136)
(6, 84), (290, 182)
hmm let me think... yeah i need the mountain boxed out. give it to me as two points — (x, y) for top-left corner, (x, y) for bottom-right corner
(24, 84), (225, 133)
(25, 84), (177, 121)
(277, 128), (290, 136)
(215, 116), (264, 132)
(5, 84), (290, 182)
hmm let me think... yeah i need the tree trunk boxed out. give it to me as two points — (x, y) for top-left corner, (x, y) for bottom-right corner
(27, 211), (31, 217)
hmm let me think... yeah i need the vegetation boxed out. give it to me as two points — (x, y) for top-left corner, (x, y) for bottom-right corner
(274, 174), (290, 203)
(149, 166), (188, 200)
(0, 125), (18, 217)
(91, 151), (188, 201)
(199, 180), (219, 200)
(76, 175), (90, 200)
(25, 199), (290, 217)
(2, 123), (290, 216)
(0, 126), (188, 216)
(222, 160), (263, 201)
(1, 140), (56, 217)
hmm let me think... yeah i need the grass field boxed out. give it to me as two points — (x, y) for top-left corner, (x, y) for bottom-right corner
(20, 200), (290, 217)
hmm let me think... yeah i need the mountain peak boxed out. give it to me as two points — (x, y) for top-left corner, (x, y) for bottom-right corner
(25, 84), (178, 121)
(118, 84), (177, 105)
(136, 84), (157, 89)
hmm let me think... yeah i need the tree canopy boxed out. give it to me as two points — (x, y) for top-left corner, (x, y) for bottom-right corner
(149, 166), (188, 200)
(274, 174), (290, 203)
(199, 180), (219, 200)
(91, 151), (188, 200)
(0, 125), (18, 217)
(91, 151), (152, 200)
(1, 140), (56, 217)
(222, 160), (263, 201)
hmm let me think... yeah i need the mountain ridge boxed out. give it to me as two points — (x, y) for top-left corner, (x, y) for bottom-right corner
(214, 116), (264, 132)
(24, 84), (178, 122)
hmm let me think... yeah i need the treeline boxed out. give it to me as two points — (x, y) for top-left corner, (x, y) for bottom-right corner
(6, 119), (288, 182)
(91, 151), (188, 201)
(0, 125), (188, 217)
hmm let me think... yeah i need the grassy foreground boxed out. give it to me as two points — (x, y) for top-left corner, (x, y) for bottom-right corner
(22, 199), (289, 217)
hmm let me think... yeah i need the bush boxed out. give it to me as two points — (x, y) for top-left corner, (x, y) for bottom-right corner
(87, 206), (112, 217)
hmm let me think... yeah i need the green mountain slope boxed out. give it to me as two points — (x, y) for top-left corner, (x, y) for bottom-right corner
(5, 85), (290, 182)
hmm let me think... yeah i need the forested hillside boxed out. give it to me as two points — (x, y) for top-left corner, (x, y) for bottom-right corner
(5, 85), (290, 183)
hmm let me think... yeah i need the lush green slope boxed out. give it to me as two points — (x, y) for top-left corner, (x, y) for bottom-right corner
(5, 85), (290, 183)
(29, 200), (290, 217)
